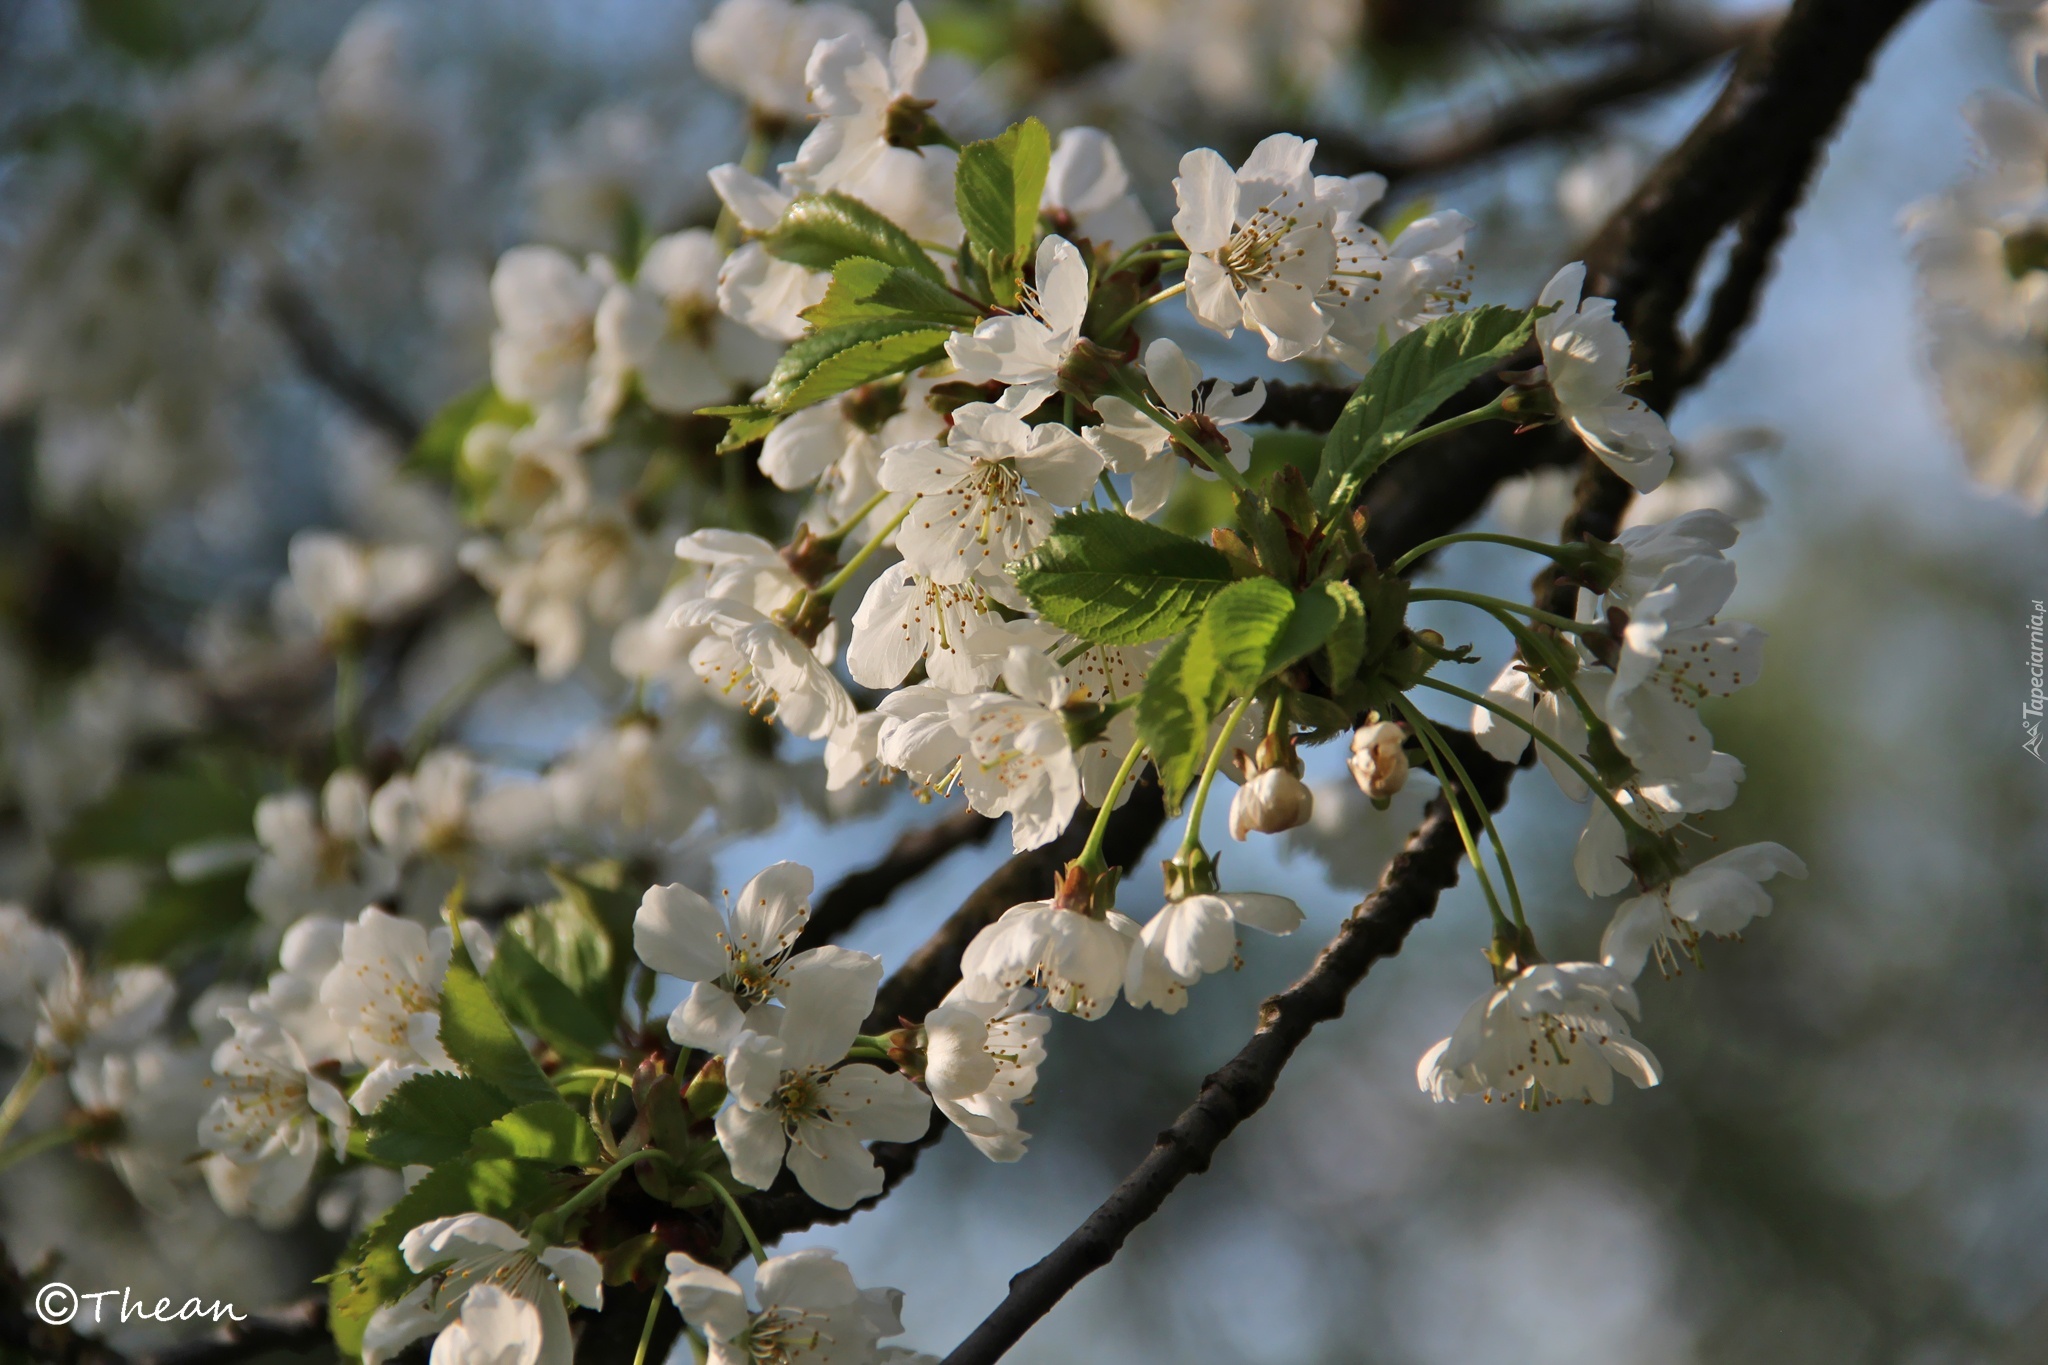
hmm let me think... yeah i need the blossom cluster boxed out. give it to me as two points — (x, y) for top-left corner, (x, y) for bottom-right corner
(0, 2), (1808, 1361)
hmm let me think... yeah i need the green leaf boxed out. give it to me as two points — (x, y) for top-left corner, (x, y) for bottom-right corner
(467, 1102), (602, 1167)
(60, 749), (276, 863)
(104, 872), (252, 965)
(759, 319), (952, 413)
(801, 257), (980, 330)
(1316, 580), (1369, 688)
(438, 960), (562, 1111)
(363, 1073), (516, 1168)
(696, 402), (781, 453)
(1313, 304), (1539, 510)
(763, 192), (944, 282)
(411, 386), (532, 482)
(486, 929), (615, 1058)
(1136, 631), (1204, 810)
(327, 1157), (555, 1357)
(1137, 578), (1301, 809)
(1268, 584), (1343, 675)
(1012, 511), (1237, 645)
(955, 118), (1052, 306)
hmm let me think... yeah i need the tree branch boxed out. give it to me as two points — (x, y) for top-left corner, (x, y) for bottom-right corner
(793, 807), (997, 955)
(1297, 12), (1776, 186)
(264, 274), (423, 450)
(940, 733), (1514, 1365)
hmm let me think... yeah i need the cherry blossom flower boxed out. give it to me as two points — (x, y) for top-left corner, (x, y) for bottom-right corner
(759, 378), (941, 529)
(945, 234), (1089, 410)
(546, 718), (710, 851)
(69, 1039), (211, 1212)
(921, 985), (1049, 1160)
(488, 246), (617, 434)
(369, 748), (557, 872)
(317, 906), (460, 1113)
(781, 3), (962, 246)
(1418, 962), (1662, 1108)
(1172, 134), (1337, 359)
(1534, 262), (1674, 491)
(674, 528), (806, 613)
(1229, 767), (1315, 839)
(198, 1006), (351, 1226)
(248, 915), (353, 1065)
(691, 0), (877, 123)
(1348, 719), (1411, 800)
(247, 768), (396, 924)
(634, 862), (881, 1056)
(717, 993), (931, 1208)
(958, 894), (1141, 1020)
(1314, 173), (1473, 369)
(1042, 127), (1151, 250)
(1124, 890), (1303, 1013)
(460, 515), (639, 680)
(708, 165), (825, 341)
(848, 564), (1046, 693)
(362, 1213), (603, 1365)
(276, 531), (443, 646)
(1605, 583), (1765, 781)
(1601, 509), (1741, 624)
(950, 647), (1085, 852)
(425, 1284), (542, 1365)
(1086, 339), (1264, 518)
(1574, 750), (1746, 897)
(664, 1247), (919, 1365)
(0, 912), (173, 1062)
(592, 229), (780, 415)
(1470, 663), (1600, 802)
(1602, 842), (1808, 980)
(673, 597), (857, 740)
(881, 401), (1101, 585)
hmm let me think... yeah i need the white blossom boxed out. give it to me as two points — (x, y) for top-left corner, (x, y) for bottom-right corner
(317, 906), (460, 1113)
(1418, 962), (1662, 1108)
(717, 988), (931, 1208)
(945, 234), (1089, 410)
(673, 596), (857, 740)
(692, 0), (877, 122)
(276, 531), (443, 644)
(488, 245), (618, 435)
(1042, 127), (1151, 251)
(958, 896), (1140, 1020)
(758, 380), (941, 529)
(248, 769), (396, 924)
(665, 1247), (918, 1365)
(1574, 750), (1745, 897)
(1229, 767), (1315, 840)
(369, 748), (557, 872)
(1124, 891), (1303, 1013)
(460, 516), (638, 680)
(199, 1006), (352, 1226)
(922, 985), (1049, 1160)
(1602, 843), (1807, 980)
(709, 164), (824, 341)
(1086, 338), (1264, 518)
(69, 1040), (212, 1212)
(880, 401), (1100, 585)
(1469, 663), (1600, 802)
(848, 564), (1044, 693)
(1606, 583), (1764, 782)
(593, 229), (780, 415)
(951, 647), (1085, 853)
(363, 1213), (603, 1365)
(1172, 134), (1337, 359)
(1603, 509), (1740, 624)
(426, 1284), (543, 1365)
(1315, 172), (1473, 369)
(1535, 262), (1674, 491)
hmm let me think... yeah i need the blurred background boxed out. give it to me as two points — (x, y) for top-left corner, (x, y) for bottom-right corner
(1, 0), (2043, 1361)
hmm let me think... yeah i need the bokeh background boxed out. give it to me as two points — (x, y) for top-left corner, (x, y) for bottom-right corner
(2, 1), (2043, 1361)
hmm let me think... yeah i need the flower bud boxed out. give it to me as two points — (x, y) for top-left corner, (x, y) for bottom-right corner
(1229, 767), (1315, 841)
(683, 1055), (727, 1121)
(1348, 720), (1409, 801)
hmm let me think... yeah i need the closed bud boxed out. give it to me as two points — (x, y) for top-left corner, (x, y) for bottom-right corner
(683, 1055), (727, 1121)
(1229, 767), (1315, 841)
(1348, 720), (1409, 801)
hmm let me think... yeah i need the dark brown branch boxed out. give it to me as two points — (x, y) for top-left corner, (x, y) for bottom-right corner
(264, 275), (423, 450)
(941, 734), (1514, 1365)
(793, 808), (997, 954)
(1299, 13), (1775, 186)
(1252, 381), (1353, 433)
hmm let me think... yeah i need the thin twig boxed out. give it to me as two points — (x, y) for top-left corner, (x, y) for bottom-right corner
(263, 274), (423, 450)
(793, 807), (998, 954)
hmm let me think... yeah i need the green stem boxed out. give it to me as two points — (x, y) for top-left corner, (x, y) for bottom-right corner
(1106, 231), (1187, 275)
(535, 1147), (669, 1241)
(404, 647), (521, 763)
(1406, 701), (1526, 931)
(1390, 531), (1575, 577)
(686, 1172), (768, 1264)
(0, 1056), (51, 1151)
(0, 1116), (105, 1174)
(813, 488), (894, 548)
(1382, 394), (1508, 459)
(814, 502), (913, 598)
(1076, 736), (1148, 874)
(334, 647), (363, 769)
(1407, 587), (1592, 635)
(1178, 696), (1253, 856)
(1393, 697), (1509, 932)
(631, 1284), (665, 1365)
(1417, 676), (1641, 834)
(1096, 470), (1127, 513)
(1457, 600), (1613, 743)
(1107, 248), (1190, 272)
(1102, 281), (1187, 341)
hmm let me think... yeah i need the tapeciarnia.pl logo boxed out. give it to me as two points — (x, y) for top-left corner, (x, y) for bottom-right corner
(2027, 598), (2046, 762)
